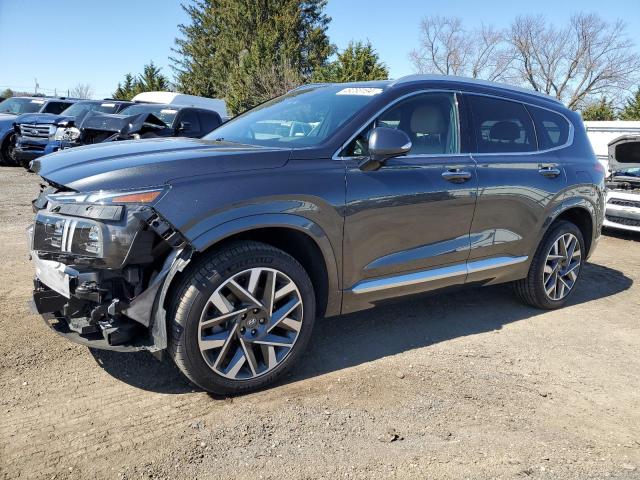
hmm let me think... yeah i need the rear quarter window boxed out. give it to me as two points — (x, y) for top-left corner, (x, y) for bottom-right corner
(526, 105), (570, 150)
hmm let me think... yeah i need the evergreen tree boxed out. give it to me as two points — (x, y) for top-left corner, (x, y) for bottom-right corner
(171, 0), (221, 98)
(138, 62), (170, 91)
(620, 88), (640, 121)
(113, 74), (140, 100)
(171, 0), (333, 114)
(112, 63), (171, 100)
(581, 98), (616, 121)
(312, 41), (389, 83)
(1, 88), (14, 99)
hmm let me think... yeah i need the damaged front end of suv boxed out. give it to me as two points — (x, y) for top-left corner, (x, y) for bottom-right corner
(30, 183), (192, 352)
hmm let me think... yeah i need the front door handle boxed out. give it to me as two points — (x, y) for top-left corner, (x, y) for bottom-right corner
(442, 168), (472, 183)
(538, 165), (561, 178)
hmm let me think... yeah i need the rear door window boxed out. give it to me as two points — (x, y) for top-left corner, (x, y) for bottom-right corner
(526, 105), (570, 150)
(468, 95), (536, 153)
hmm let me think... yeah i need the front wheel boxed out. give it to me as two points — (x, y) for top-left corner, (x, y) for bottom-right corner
(0, 133), (17, 166)
(515, 220), (585, 309)
(168, 241), (316, 395)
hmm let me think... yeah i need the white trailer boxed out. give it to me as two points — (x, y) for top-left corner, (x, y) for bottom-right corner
(131, 91), (228, 119)
(584, 121), (640, 172)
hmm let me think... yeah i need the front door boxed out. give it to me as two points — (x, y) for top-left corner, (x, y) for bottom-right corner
(341, 91), (478, 312)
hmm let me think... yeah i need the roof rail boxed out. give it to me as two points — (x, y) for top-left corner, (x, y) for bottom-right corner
(390, 74), (563, 105)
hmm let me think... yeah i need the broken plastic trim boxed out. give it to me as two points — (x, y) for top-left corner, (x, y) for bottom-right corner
(135, 207), (188, 249)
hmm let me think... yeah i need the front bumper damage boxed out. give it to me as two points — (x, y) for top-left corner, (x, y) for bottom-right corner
(603, 189), (640, 232)
(29, 196), (192, 352)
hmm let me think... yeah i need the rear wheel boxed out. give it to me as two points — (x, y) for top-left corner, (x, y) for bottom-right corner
(168, 241), (316, 395)
(0, 133), (17, 166)
(515, 220), (585, 309)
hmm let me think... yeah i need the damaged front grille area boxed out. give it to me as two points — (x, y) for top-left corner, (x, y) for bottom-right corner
(608, 198), (640, 209)
(19, 124), (53, 138)
(31, 201), (190, 351)
(605, 214), (640, 227)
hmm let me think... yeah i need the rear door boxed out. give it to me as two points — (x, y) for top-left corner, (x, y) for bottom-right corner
(342, 91), (478, 312)
(465, 94), (568, 282)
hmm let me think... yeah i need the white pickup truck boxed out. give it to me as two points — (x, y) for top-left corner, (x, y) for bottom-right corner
(585, 121), (640, 233)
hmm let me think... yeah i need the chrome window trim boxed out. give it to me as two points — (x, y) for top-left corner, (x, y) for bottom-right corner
(332, 89), (462, 161)
(351, 255), (528, 295)
(333, 89), (575, 161)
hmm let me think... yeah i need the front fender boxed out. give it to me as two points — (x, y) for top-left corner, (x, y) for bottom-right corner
(192, 213), (341, 317)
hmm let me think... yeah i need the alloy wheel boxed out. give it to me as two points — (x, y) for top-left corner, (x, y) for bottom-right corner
(198, 267), (304, 380)
(543, 232), (582, 301)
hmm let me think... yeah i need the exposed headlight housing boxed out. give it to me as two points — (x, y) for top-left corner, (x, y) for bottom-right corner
(33, 216), (104, 257)
(52, 126), (81, 141)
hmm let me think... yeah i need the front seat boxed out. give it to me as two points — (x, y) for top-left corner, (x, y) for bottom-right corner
(408, 105), (446, 154)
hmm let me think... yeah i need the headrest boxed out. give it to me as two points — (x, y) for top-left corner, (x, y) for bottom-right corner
(489, 121), (520, 142)
(410, 105), (445, 134)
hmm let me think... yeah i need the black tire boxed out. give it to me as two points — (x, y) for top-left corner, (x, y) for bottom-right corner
(168, 241), (316, 395)
(0, 133), (17, 166)
(515, 220), (586, 309)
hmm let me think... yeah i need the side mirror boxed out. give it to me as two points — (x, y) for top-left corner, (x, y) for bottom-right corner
(359, 127), (411, 171)
(178, 121), (191, 132)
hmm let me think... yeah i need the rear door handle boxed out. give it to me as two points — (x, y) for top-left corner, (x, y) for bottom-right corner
(442, 168), (472, 183)
(538, 165), (561, 178)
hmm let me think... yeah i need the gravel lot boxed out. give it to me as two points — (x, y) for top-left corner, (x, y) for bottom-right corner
(0, 166), (639, 480)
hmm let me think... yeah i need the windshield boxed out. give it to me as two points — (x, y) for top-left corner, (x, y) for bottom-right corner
(203, 85), (385, 147)
(0, 98), (45, 115)
(62, 101), (122, 117)
(119, 104), (178, 126)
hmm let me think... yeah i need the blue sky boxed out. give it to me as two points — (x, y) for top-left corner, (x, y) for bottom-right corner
(0, 0), (638, 99)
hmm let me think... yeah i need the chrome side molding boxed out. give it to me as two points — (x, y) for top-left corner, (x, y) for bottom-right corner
(351, 255), (528, 295)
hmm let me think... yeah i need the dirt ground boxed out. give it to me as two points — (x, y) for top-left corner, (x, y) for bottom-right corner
(0, 166), (639, 480)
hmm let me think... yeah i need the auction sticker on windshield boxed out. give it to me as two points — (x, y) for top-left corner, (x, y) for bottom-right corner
(336, 87), (383, 96)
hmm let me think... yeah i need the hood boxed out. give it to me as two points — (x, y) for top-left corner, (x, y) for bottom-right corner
(32, 137), (291, 191)
(14, 112), (66, 126)
(79, 111), (167, 134)
(608, 135), (640, 172)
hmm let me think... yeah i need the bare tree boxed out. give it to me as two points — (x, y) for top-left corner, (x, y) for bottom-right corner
(409, 16), (513, 81)
(509, 13), (640, 109)
(70, 83), (94, 99)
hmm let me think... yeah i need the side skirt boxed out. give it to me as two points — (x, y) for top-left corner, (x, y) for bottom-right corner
(351, 255), (528, 295)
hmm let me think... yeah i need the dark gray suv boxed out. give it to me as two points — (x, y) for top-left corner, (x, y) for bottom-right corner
(29, 75), (605, 395)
